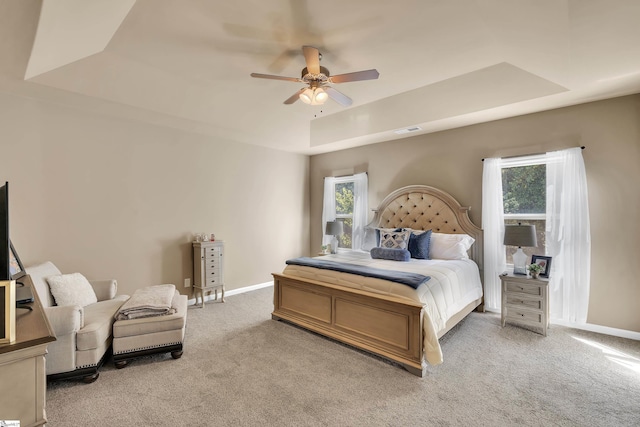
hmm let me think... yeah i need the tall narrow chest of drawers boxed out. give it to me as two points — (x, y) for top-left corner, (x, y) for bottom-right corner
(500, 272), (549, 336)
(193, 241), (225, 308)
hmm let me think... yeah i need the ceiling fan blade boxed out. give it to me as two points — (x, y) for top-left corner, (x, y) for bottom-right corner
(329, 69), (380, 83)
(267, 49), (298, 73)
(302, 46), (320, 74)
(325, 86), (352, 107)
(284, 88), (306, 104)
(250, 73), (301, 82)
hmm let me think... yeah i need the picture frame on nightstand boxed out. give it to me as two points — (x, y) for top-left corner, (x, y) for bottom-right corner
(531, 255), (552, 278)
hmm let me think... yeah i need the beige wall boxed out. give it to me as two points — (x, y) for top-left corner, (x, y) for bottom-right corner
(0, 92), (310, 297)
(310, 94), (640, 333)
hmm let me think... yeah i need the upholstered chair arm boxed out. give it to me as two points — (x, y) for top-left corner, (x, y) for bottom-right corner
(44, 305), (84, 334)
(89, 279), (118, 301)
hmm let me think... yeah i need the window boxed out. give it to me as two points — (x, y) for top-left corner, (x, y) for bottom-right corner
(334, 178), (354, 248)
(501, 156), (547, 264)
(483, 148), (590, 321)
(322, 172), (368, 252)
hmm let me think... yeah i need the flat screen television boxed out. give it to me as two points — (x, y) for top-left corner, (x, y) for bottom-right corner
(0, 182), (10, 281)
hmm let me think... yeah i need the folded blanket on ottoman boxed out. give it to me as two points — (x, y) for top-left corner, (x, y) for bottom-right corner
(116, 284), (177, 320)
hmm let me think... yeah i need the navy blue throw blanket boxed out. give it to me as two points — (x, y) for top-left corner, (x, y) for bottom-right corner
(285, 257), (430, 289)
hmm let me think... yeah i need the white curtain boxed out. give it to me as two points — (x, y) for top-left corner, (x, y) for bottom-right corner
(546, 148), (591, 324)
(321, 176), (336, 247)
(352, 172), (369, 250)
(482, 158), (506, 311)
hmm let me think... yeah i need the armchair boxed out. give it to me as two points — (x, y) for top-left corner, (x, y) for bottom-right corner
(26, 261), (129, 382)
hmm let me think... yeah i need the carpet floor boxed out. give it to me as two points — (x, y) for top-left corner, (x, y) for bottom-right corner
(46, 286), (640, 426)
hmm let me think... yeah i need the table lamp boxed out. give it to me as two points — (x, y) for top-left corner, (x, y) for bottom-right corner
(504, 223), (537, 275)
(325, 221), (344, 254)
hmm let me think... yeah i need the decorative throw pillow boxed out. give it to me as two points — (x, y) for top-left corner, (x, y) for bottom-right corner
(430, 233), (475, 260)
(360, 227), (378, 252)
(407, 229), (433, 260)
(47, 273), (98, 307)
(374, 227), (403, 246)
(370, 247), (411, 262)
(379, 229), (411, 249)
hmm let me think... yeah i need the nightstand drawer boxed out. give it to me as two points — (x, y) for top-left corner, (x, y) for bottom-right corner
(506, 294), (542, 310)
(505, 307), (542, 324)
(506, 282), (542, 296)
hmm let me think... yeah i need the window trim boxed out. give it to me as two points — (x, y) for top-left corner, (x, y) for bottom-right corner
(501, 154), (547, 168)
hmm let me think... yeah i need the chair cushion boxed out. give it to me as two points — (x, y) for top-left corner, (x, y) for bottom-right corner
(76, 297), (127, 351)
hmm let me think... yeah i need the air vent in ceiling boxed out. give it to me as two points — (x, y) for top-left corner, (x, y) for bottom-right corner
(393, 126), (422, 135)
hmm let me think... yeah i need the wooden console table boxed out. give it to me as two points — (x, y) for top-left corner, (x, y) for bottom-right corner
(0, 275), (56, 426)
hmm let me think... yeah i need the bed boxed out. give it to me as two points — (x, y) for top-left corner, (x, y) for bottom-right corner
(272, 185), (484, 376)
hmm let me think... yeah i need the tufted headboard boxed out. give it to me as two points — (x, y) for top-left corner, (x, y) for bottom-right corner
(370, 185), (483, 279)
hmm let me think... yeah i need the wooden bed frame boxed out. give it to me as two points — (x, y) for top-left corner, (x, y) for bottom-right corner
(272, 185), (484, 376)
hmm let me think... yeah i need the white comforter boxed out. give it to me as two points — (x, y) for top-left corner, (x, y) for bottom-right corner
(282, 251), (483, 365)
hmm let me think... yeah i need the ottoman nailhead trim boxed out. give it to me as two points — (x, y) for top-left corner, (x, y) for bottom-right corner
(113, 341), (182, 355)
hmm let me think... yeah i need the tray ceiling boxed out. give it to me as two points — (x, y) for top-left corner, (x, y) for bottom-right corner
(2, 0), (640, 154)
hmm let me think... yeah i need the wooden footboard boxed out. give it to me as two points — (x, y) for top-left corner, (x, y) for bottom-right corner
(272, 273), (425, 376)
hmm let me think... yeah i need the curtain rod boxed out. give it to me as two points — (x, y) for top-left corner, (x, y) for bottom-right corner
(326, 171), (368, 178)
(481, 146), (585, 161)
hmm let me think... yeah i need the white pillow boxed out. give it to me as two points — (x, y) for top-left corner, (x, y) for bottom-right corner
(360, 227), (377, 252)
(430, 233), (475, 260)
(47, 273), (98, 307)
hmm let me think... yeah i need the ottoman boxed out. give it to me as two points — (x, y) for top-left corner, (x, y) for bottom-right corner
(112, 289), (188, 368)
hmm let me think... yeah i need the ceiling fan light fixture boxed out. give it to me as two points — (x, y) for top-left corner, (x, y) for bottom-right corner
(251, 46), (379, 106)
(299, 88), (313, 104)
(299, 87), (327, 105)
(314, 88), (328, 104)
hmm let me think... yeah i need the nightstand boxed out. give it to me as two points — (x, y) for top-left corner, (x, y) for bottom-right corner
(500, 272), (549, 336)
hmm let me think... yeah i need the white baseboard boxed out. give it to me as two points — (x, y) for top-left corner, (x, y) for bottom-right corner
(224, 281), (274, 296)
(187, 281), (273, 306)
(551, 319), (640, 341)
(485, 307), (639, 341)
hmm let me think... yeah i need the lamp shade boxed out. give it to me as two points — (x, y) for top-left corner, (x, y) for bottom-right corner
(504, 224), (537, 247)
(325, 221), (343, 236)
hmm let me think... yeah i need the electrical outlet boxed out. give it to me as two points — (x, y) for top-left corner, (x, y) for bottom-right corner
(184, 278), (190, 288)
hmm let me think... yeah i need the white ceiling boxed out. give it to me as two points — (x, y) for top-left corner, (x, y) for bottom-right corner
(2, 0), (640, 155)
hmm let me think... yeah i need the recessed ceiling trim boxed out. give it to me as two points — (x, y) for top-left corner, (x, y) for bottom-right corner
(24, 0), (135, 80)
(310, 62), (568, 147)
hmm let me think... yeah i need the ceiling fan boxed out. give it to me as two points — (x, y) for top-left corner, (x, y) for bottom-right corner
(250, 46), (379, 106)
